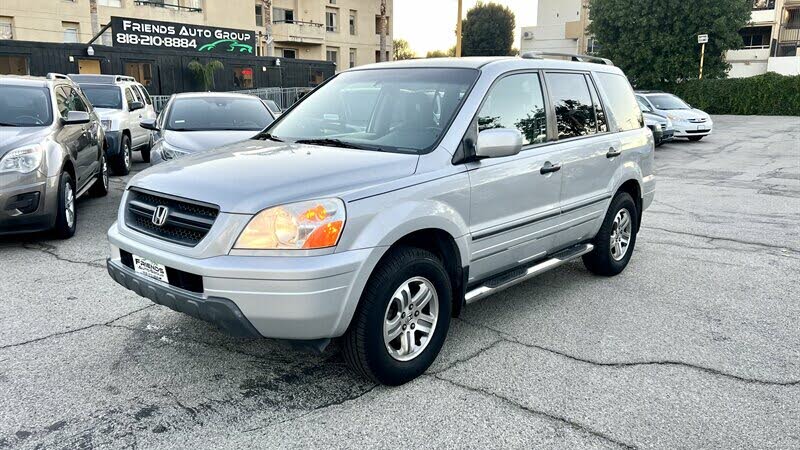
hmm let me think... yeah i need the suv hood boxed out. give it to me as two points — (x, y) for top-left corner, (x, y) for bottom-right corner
(164, 130), (257, 153)
(128, 140), (419, 214)
(94, 108), (125, 120)
(0, 126), (53, 156)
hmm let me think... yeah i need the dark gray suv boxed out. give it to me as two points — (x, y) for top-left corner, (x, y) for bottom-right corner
(0, 74), (108, 238)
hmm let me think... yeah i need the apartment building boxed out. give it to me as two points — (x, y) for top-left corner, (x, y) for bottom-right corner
(0, 0), (392, 69)
(518, 0), (799, 77)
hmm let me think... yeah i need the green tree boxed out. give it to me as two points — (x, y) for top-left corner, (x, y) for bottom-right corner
(426, 46), (456, 58)
(188, 60), (223, 91)
(461, 1), (515, 57)
(588, 0), (751, 88)
(394, 39), (416, 60)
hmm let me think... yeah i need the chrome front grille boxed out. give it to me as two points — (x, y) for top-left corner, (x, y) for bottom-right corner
(688, 118), (707, 123)
(125, 189), (219, 247)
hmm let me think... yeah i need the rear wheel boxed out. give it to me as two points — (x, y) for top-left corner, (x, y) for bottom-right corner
(52, 172), (77, 239)
(89, 152), (109, 197)
(110, 134), (132, 175)
(583, 192), (638, 276)
(688, 136), (704, 142)
(342, 247), (452, 385)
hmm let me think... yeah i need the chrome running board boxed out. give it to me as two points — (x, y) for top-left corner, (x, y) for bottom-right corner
(464, 243), (594, 305)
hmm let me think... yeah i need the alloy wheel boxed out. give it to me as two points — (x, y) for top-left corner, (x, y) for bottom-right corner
(610, 208), (632, 261)
(64, 183), (75, 229)
(383, 276), (439, 362)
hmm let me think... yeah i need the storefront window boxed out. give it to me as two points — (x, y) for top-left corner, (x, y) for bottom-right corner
(309, 69), (325, 86)
(125, 62), (153, 87)
(0, 55), (29, 75)
(233, 67), (254, 89)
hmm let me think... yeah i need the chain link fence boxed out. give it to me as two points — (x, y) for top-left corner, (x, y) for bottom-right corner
(151, 87), (314, 113)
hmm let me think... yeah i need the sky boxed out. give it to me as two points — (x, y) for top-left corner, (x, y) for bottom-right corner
(394, 0), (538, 56)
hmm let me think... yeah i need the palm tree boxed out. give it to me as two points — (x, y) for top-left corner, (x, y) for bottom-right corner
(89, 0), (99, 43)
(262, 0), (274, 57)
(379, 0), (388, 61)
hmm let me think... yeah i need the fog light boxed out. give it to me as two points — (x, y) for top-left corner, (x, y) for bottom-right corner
(5, 192), (40, 215)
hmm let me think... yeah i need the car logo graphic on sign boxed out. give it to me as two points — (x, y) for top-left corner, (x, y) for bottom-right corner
(152, 205), (169, 227)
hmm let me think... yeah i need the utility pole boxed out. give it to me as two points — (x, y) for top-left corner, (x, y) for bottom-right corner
(262, 0), (274, 57)
(89, 0), (99, 44)
(455, 0), (463, 57)
(379, 0), (388, 61)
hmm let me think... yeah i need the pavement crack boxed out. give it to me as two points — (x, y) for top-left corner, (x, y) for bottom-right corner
(642, 226), (799, 253)
(429, 375), (637, 449)
(427, 337), (505, 375)
(22, 242), (106, 269)
(0, 305), (154, 351)
(456, 319), (800, 387)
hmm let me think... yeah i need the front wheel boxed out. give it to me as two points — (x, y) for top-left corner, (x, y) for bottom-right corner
(583, 192), (638, 276)
(89, 152), (109, 197)
(52, 172), (77, 239)
(342, 247), (452, 386)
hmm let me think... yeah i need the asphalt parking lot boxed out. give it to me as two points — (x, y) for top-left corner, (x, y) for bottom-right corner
(1, 115), (798, 449)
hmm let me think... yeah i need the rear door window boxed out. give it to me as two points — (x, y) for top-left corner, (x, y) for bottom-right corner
(135, 84), (152, 105)
(477, 73), (547, 145)
(595, 72), (644, 131)
(545, 72), (596, 139)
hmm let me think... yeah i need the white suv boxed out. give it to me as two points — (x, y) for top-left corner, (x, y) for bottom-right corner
(71, 75), (157, 174)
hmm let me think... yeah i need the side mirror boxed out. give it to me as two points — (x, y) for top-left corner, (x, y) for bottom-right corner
(129, 101), (144, 111)
(62, 111), (90, 125)
(140, 119), (159, 131)
(476, 128), (523, 159)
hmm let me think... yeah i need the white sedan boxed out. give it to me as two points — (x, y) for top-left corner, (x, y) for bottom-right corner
(636, 92), (712, 141)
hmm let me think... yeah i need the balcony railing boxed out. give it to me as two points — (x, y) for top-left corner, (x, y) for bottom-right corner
(752, 0), (775, 10)
(272, 20), (325, 44)
(133, 1), (202, 13)
(779, 26), (800, 43)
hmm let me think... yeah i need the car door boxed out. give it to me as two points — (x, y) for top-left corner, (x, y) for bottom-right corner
(54, 86), (88, 185)
(465, 71), (565, 282)
(64, 86), (100, 185)
(124, 87), (145, 148)
(543, 71), (621, 249)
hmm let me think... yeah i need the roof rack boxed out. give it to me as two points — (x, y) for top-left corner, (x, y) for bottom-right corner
(46, 73), (69, 80)
(521, 51), (614, 66)
(66, 74), (137, 84)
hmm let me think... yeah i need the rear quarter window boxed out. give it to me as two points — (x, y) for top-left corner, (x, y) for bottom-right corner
(594, 72), (643, 131)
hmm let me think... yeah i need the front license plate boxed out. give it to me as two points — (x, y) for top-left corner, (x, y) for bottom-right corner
(697, 124), (707, 130)
(132, 255), (169, 283)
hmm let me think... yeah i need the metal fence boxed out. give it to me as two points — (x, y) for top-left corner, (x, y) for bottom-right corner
(151, 87), (314, 113)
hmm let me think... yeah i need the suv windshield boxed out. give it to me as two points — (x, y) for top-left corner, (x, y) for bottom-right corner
(0, 85), (53, 126)
(648, 94), (690, 110)
(80, 84), (123, 109)
(264, 68), (479, 154)
(166, 96), (273, 131)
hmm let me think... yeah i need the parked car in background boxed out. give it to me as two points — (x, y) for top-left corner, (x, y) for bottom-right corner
(636, 91), (712, 141)
(141, 93), (275, 164)
(70, 74), (157, 174)
(262, 99), (282, 117)
(0, 74), (108, 238)
(637, 96), (673, 146)
(107, 55), (654, 385)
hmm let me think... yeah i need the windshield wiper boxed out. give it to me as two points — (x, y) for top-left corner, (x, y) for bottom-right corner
(294, 138), (379, 151)
(0, 122), (21, 127)
(254, 131), (284, 142)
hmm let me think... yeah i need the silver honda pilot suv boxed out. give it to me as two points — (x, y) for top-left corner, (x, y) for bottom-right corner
(107, 54), (655, 385)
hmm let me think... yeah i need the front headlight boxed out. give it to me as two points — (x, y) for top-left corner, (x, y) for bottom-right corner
(0, 145), (44, 174)
(159, 142), (190, 161)
(234, 198), (346, 250)
(101, 120), (112, 130)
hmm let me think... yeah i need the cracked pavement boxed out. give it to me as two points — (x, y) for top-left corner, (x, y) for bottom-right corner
(1, 115), (799, 449)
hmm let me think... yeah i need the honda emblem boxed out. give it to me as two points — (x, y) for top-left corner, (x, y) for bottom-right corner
(152, 205), (169, 227)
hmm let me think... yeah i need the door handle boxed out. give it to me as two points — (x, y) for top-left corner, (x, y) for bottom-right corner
(540, 161), (561, 174)
(606, 147), (622, 158)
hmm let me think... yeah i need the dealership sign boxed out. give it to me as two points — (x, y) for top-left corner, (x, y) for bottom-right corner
(110, 17), (255, 54)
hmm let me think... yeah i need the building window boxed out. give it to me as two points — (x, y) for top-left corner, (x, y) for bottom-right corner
(125, 62), (154, 87)
(0, 16), (13, 40)
(0, 55), (29, 75)
(274, 8), (294, 23)
(375, 50), (389, 62)
(349, 48), (356, 68)
(751, 0), (775, 10)
(98, 0), (122, 6)
(309, 69), (325, 86)
(62, 22), (80, 43)
(586, 37), (602, 55)
(349, 10), (357, 35)
(739, 26), (772, 49)
(326, 47), (339, 66)
(233, 67), (254, 89)
(326, 9), (338, 32)
(255, 4), (263, 27)
(283, 48), (297, 59)
(329, 0), (336, 4)
(101, 24), (113, 46)
(375, 15), (388, 35)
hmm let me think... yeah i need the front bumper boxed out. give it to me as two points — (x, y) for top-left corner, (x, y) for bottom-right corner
(673, 122), (712, 137)
(107, 223), (379, 340)
(0, 172), (58, 235)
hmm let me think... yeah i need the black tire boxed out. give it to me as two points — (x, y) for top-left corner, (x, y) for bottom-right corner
(52, 172), (77, 239)
(110, 134), (132, 175)
(342, 247), (452, 386)
(688, 136), (704, 142)
(89, 152), (109, 197)
(140, 146), (151, 163)
(583, 192), (638, 276)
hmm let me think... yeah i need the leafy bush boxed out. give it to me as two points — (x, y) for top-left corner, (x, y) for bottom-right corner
(666, 73), (800, 116)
